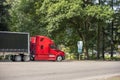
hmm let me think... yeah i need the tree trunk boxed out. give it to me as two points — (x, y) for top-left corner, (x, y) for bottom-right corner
(83, 21), (89, 59)
(97, 22), (103, 59)
(83, 40), (89, 59)
(97, 23), (100, 59)
(102, 27), (105, 60)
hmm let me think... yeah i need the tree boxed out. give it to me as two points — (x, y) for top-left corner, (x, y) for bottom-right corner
(38, 0), (113, 59)
(0, 0), (9, 31)
(7, 0), (113, 59)
(99, 0), (120, 59)
(7, 0), (47, 36)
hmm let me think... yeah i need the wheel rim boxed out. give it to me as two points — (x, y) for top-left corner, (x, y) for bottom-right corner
(57, 56), (62, 61)
(15, 55), (21, 61)
(23, 55), (30, 61)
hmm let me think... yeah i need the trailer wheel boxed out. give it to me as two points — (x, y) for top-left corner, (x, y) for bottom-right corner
(56, 56), (62, 62)
(15, 55), (22, 62)
(23, 55), (30, 62)
(10, 55), (15, 61)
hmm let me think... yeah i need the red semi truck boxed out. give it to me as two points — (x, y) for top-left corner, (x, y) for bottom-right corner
(30, 36), (65, 61)
(0, 31), (65, 62)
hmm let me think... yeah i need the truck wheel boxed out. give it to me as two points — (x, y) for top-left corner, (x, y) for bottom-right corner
(23, 55), (30, 62)
(56, 56), (62, 62)
(15, 55), (22, 62)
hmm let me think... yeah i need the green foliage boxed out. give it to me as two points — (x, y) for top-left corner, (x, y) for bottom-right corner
(104, 53), (120, 61)
(38, 0), (84, 33)
(85, 5), (114, 20)
(7, 0), (114, 59)
(7, 0), (113, 35)
(61, 47), (77, 60)
(0, 0), (9, 31)
(7, 0), (47, 36)
(65, 53), (77, 60)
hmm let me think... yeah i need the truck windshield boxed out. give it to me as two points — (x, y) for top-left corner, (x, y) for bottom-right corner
(50, 44), (57, 49)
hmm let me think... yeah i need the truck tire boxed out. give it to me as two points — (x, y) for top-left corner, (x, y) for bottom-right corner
(56, 56), (62, 62)
(15, 55), (22, 62)
(23, 55), (30, 62)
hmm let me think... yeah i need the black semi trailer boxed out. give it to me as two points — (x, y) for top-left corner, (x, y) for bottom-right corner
(0, 31), (30, 61)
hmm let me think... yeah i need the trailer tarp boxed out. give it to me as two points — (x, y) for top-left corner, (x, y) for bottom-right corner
(0, 31), (29, 52)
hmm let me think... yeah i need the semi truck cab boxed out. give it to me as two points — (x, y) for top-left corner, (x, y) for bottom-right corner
(30, 36), (65, 61)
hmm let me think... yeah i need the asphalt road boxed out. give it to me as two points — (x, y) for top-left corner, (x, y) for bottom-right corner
(0, 61), (120, 80)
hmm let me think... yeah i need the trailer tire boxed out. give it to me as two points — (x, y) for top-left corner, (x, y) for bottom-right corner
(9, 55), (15, 61)
(15, 55), (22, 62)
(23, 55), (30, 62)
(56, 56), (62, 62)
